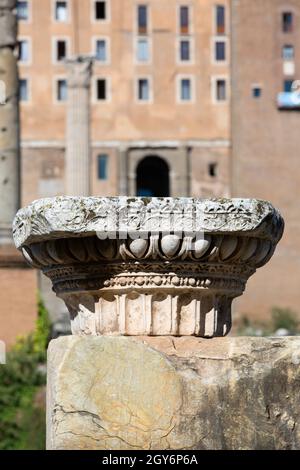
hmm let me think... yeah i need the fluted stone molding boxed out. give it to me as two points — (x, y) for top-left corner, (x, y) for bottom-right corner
(0, 0), (20, 245)
(13, 197), (284, 338)
(65, 57), (93, 197)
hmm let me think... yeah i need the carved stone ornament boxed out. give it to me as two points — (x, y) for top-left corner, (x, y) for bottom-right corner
(13, 197), (284, 338)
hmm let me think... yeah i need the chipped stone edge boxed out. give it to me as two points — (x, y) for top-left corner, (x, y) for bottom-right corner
(13, 196), (284, 249)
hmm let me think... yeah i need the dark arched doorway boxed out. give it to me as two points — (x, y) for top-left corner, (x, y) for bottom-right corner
(136, 156), (170, 197)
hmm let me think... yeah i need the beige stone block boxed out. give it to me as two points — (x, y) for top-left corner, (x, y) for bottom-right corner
(47, 335), (300, 450)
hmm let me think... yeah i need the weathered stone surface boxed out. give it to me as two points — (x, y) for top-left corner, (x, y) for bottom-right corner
(13, 197), (283, 247)
(47, 335), (300, 450)
(13, 197), (284, 337)
(0, 1), (16, 48)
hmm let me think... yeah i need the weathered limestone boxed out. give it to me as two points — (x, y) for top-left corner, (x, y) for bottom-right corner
(47, 335), (300, 450)
(13, 196), (286, 450)
(0, 0), (20, 245)
(13, 197), (284, 338)
(65, 57), (93, 197)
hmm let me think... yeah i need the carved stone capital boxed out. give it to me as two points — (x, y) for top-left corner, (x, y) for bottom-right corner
(13, 197), (284, 338)
(65, 56), (93, 89)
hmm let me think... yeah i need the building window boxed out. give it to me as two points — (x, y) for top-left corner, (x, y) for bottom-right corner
(283, 44), (294, 60)
(18, 39), (30, 63)
(208, 163), (217, 177)
(96, 79), (107, 100)
(17, 1), (29, 21)
(252, 86), (262, 98)
(179, 6), (189, 34)
(138, 5), (148, 34)
(55, 40), (67, 61)
(95, 39), (107, 62)
(180, 78), (192, 101)
(94, 1), (107, 20)
(215, 40), (226, 61)
(284, 79), (294, 92)
(215, 78), (227, 101)
(56, 79), (67, 101)
(282, 12), (293, 32)
(179, 39), (190, 61)
(97, 154), (108, 180)
(55, 1), (68, 22)
(137, 38), (150, 62)
(137, 78), (150, 101)
(216, 5), (225, 35)
(19, 79), (29, 101)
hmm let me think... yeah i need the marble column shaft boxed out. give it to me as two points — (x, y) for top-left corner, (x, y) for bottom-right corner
(65, 57), (93, 197)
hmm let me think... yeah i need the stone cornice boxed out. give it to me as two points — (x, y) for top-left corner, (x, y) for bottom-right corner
(13, 196), (284, 249)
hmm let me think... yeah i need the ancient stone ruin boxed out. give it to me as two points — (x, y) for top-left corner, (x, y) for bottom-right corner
(13, 196), (299, 451)
(13, 196), (283, 338)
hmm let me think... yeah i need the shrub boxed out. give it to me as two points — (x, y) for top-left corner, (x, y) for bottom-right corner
(0, 294), (50, 450)
(271, 307), (299, 333)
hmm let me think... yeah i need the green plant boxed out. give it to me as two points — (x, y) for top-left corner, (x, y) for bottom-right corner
(0, 294), (51, 450)
(271, 307), (299, 333)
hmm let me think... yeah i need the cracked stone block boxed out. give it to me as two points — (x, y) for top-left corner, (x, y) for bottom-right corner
(47, 335), (300, 450)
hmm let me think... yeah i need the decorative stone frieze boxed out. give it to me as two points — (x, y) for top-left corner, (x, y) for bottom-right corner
(13, 197), (284, 338)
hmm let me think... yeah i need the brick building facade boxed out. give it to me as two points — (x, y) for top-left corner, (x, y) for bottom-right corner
(1, 0), (299, 344)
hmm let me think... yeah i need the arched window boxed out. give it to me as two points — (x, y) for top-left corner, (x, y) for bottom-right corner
(136, 156), (170, 197)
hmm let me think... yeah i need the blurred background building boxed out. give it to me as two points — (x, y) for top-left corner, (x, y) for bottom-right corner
(1, 0), (300, 343)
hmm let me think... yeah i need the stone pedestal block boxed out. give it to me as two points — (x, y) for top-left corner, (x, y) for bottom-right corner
(47, 335), (300, 450)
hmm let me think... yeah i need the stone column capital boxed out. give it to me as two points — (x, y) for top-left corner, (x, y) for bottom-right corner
(65, 56), (93, 89)
(13, 197), (284, 338)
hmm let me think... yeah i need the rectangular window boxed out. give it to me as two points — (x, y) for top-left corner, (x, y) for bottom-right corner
(137, 38), (149, 62)
(19, 79), (28, 101)
(180, 39), (190, 61)
(209, 163), (217, 177)
(216, 5), (225, 35)
(283, 44), (294, 60)
(252, 86), (262, 98)
(215, 40), (226, 61)
(180, 78), (191, 101)
(95, 1), (106, 20)
(96, 79), (107, 100)
(17, 1), (29, 20)
(57, 79), (67, 101)
(56, 40), (67, 61)
(55, 1), (68, 22)
(180, 6), (189, 34)
(97, 154), (108, 180)
(284, 79), (294, 92)
(215, 79), (226, 101)
(138, 78), (150, 101)
(138, 5), (148, 34)
(18, 40), (29, 62)
(282, 12), (293, 32)
(95, 39), (107, 62)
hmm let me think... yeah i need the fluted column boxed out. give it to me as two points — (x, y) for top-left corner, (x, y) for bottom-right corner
(0, 0), (20, 245)
(65, 57), (93, 196)
(118, 146), (128, 196)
